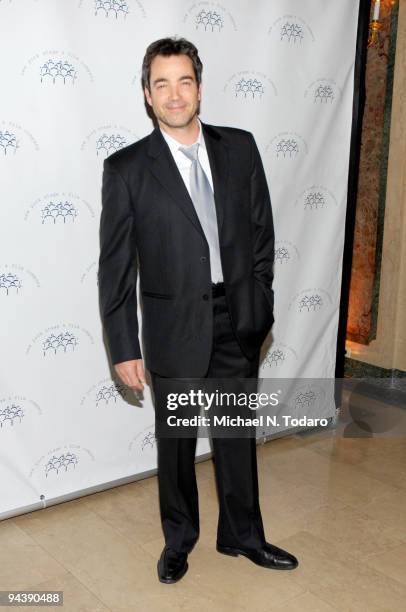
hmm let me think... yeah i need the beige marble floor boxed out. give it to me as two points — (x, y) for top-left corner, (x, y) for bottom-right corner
(1, 429), (406, 612)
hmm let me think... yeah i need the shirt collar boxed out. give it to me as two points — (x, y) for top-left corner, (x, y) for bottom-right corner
(159, 118), (204, 156)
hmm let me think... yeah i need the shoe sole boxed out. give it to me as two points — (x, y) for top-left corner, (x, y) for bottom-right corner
(157, 560), (189, 584)
(216, 545), (298, 570)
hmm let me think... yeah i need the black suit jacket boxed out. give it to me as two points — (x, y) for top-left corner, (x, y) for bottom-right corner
(98, 121), (275, 377)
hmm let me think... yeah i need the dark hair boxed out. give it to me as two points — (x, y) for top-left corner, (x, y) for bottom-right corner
(142, 37), (203, 91)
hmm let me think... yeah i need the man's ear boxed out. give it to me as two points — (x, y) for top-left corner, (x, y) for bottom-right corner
(197, 82), (202, 101)
(144, 86), (152, 106)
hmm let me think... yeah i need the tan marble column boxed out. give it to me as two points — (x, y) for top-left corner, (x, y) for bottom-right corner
(347, 0), (406, 372)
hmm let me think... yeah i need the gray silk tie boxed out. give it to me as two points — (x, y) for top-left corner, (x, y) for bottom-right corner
(179, 142), (223, 283)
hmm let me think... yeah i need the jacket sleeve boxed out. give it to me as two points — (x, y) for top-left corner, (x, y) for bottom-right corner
(98, 158), (142, 365)
(249, 132), (275, 315)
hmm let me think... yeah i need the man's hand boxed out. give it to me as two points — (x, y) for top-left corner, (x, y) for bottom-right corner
(114, 359), (146, 392)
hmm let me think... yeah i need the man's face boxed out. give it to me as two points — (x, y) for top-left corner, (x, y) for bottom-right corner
(144, 54), (201, 130)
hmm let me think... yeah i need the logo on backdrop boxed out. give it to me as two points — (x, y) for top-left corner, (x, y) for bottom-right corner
(268, 15), (315, 45)
(29, 444), (95, 480)
(21, 51), (94, 84)
(41, 200), (78, 221)
(129, 424), (157, 466)
(304, 79), (341, 105)
(95, 0), (129, 18)
(78, 0), (146, 20)
(288, 288), (333, 314)
(195, 8), (223, 31)
(0, 396), (42, 429)
(0, 120), (39, 153)
(45, 452), (79, 477)
(95, 382), (127, 406)
(43, 331), (79, 356)
(286, 382), (329, 421)
(0, 271), (22, 294)
(224, 71), (277, 100)
(80, 378), (130, 409)
(183, 2), (237, 32)
(0, 402), (24, 427)
(40, 59), (77, 85)
(81, 375), (147, 412)
(261, 343), (298, 371)
(294, 185), (339, 212)
(97, 134), (127, 155)
(274, 241), (300, 266)
(265, 132), (308, 159)
(24, 193), (95, 224)
(81, 126), (139, 156)
(0, 264), (40, 294)
(26, 324), (94, 356)
(0, 129), (18, 155)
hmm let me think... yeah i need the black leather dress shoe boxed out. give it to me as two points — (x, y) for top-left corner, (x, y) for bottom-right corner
(157, 546), (189, 584)
(217, 542), (298, 570)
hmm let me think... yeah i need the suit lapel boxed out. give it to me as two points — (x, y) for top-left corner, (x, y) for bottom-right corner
(146, 121), (229, 240)
(147, 128), (204, 237)
(202, 122), (228, 237)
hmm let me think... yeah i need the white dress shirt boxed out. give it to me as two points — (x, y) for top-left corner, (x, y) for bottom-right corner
(159, 119), (214, 194)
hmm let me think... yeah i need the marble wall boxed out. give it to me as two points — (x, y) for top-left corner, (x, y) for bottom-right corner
(347, 0), (406, 374)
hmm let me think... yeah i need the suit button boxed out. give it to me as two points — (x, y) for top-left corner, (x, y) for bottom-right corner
(202, 294), (209, 300)
(200, 256), (207, 263)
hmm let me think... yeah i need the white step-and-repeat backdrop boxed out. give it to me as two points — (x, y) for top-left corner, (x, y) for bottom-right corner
(0, 0), (360, 518)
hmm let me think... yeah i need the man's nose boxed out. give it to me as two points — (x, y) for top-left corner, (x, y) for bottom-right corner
(168, 84), (181, 100)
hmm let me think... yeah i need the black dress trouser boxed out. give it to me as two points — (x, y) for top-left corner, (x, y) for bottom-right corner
(149, 289), (266, 553)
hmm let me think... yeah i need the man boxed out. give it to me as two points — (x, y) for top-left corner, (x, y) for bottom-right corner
(98, 37), (298, 584)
